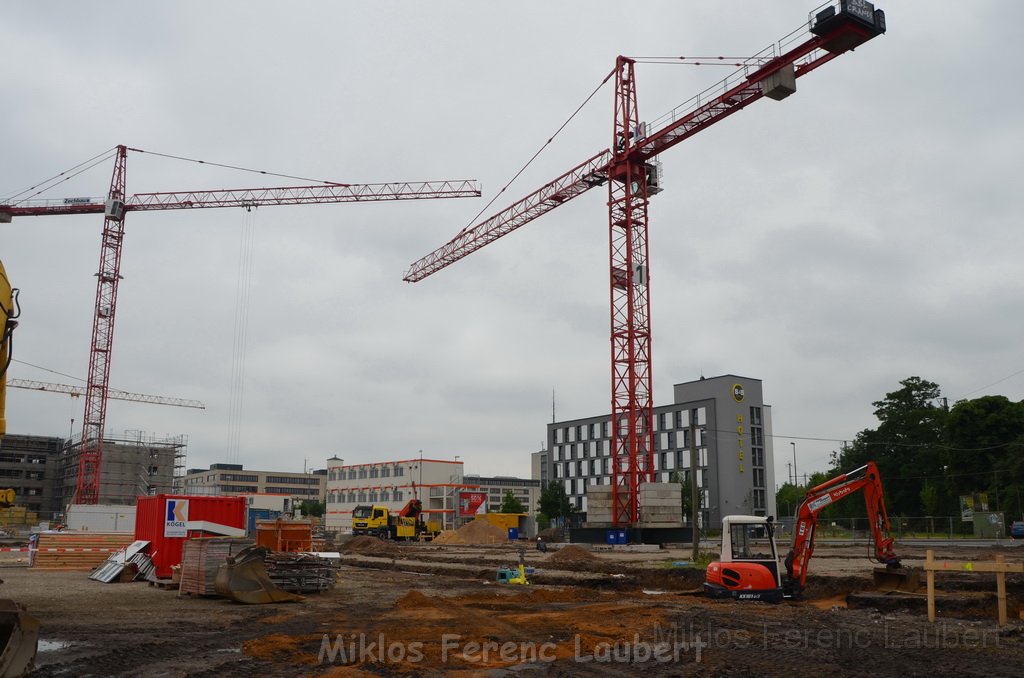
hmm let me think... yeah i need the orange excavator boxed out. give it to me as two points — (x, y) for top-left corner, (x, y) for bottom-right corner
(705, 462), (917, 601)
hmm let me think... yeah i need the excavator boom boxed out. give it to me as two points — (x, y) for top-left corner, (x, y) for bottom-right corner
(785, 462), (913, 595)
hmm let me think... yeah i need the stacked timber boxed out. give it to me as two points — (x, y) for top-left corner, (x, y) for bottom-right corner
(178, 537), (253, 596)
(31, 531), (136, 570)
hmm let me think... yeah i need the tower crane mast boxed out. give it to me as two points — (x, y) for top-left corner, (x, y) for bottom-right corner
(405, 1), (886, 526)
(1, 145), (480, 504)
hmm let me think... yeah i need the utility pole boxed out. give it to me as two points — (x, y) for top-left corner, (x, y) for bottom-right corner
(790, 442), (798, 487)
(689, 408), (699, 561)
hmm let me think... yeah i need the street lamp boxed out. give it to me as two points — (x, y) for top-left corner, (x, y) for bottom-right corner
(790, 442), (798, 487)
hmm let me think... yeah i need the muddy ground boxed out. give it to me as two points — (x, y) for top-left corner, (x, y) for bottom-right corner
(4, 540), (1023, 677)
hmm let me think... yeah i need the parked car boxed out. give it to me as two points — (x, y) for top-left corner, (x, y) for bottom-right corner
(1011, 521), (1024, 539)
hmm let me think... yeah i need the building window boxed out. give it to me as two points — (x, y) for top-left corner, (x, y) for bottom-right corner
(753, 468), (765, 488)
(752, 447), (764, 467)
(750, 406), (762, 426)
(370, 468), (379, 478)
(381, 467), (391, 477)
(394, 466), (404, 477)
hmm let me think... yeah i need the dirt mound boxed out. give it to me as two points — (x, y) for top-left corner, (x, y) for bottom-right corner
(537, 527), (564, 543)
(394, 590), (437, 610)
(432, 519), (508, 545)
(341, 535), (401, 556)
(548, 545), (598, 564)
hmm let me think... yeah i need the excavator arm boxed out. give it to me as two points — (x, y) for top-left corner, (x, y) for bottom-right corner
(0, 260), (18, 439)
(785, 462), (901, 593)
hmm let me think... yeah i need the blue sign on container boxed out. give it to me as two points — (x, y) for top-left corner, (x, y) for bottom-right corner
(616, 530), (628, 544)
(508, 527), (519, 541)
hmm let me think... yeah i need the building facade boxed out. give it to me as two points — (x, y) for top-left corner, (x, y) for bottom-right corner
(0, 433), (62, 518)
(58, 432), (186, 510)
(323, 456), (467, 533)
(180, 463), (326, 501)
(543, 374), (776, 528)
(461, 474), (541, 516)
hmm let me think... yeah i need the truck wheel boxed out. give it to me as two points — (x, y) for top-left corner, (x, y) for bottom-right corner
(377, 528), (388, 540)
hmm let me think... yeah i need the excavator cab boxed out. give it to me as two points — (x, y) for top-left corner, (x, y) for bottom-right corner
(705, 515), (785, 602)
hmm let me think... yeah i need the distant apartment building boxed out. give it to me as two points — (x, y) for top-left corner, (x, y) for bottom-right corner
(180, 463), (326, 501)
(0, 433), (62, 517)
(543, 374), (777, 528)
(324, 456), (468, 533)
(461, 474), (541, 516)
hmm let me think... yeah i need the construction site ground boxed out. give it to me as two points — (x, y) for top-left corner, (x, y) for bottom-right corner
(3, 540), (1023, 677)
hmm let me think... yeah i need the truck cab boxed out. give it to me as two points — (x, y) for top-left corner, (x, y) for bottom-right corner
(705, 515), (785, 602)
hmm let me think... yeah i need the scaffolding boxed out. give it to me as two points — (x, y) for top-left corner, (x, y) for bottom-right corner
(59, 430), (188, 509)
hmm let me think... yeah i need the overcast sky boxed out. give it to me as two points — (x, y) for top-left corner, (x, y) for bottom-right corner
(2, 2), (1020, 488)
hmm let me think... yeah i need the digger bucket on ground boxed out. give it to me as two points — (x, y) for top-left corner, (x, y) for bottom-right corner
(214, 546), (303, 605)
(0, 599), (39, 677)
(872, 566), (921, 593)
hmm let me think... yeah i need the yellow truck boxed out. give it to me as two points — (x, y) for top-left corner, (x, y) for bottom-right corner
(351, 499), (440, 541)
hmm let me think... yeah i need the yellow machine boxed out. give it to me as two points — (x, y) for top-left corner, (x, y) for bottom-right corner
(496, 548), (531, 585)
(0, 259), (38, 678)
(0, 259), (18, 439)
(352, 499), (440, 540)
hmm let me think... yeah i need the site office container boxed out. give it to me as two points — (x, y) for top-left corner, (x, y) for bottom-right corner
(134, 494), (247, 578)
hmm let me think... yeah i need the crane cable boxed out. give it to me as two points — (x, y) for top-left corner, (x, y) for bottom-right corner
(126, 147), (350, 186)
(226, 206), (258, 464)
(458, 67), (617, 234)
(1, 147), (118, 206)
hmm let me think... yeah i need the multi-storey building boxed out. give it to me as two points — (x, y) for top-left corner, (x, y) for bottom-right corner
(0, 433), (62, 517)
(461, 474), (541, 516)
(323, 456), (468, 533)
(58, 432), (185, 509)
(180, 463), (326, 501)
(543, 374), (776, 528)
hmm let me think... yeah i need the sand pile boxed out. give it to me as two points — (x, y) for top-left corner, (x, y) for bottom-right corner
(548, 544), (598, 564)
(432, 519), (508, 545)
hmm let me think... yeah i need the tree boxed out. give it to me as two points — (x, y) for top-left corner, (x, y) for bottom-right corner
(775, 482), (803, 519)
(297, 500), (325, 517)
(946, 395), (1024, 516)
(669, 470), (702, 523)
(499, 490), (526, 514)
(831, 377), (947, 516)
(538, 480), (575, 522)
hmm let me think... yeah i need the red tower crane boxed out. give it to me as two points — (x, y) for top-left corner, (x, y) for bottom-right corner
(404, 2), (886, 526)
(1, 145), (480, 504)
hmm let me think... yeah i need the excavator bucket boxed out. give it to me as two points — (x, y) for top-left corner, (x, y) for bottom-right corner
(0, 599), (39, 678)
(214, 546), (303, 605)
(872, 566), (921, 593)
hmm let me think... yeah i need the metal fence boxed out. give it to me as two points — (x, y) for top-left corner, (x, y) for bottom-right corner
(773, 515), (1018, 541)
